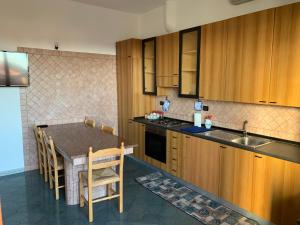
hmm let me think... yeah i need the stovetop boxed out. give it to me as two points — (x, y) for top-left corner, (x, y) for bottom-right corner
(148, 118), (188, 128)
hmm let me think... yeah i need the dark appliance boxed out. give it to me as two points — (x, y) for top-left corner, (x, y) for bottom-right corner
(0, 51), (29, 87)
(145, 125), (166, 163)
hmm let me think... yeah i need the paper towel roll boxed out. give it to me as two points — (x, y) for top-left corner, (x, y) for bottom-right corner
(194, 112), (202, 127)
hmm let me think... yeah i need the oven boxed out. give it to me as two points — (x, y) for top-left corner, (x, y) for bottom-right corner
(145, 125), (166, 163)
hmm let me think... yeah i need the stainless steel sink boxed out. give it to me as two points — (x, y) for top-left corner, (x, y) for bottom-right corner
(231, 136), (272, 148)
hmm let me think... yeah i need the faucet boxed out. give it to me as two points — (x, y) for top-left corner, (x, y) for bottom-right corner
(242, 120), (248, 138)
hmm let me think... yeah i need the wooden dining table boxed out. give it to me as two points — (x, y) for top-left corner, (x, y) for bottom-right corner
(45, 123), (134, 205)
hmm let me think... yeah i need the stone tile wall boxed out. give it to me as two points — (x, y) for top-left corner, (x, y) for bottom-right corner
(156, 89), (300, 142)
(18, 47), (117, 171)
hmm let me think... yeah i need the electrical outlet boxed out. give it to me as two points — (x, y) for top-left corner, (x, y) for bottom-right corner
(160, 101), (164, 106)
(203, 105), (209, 111)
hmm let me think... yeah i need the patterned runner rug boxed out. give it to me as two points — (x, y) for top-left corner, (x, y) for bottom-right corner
(136, 172), (259, 225)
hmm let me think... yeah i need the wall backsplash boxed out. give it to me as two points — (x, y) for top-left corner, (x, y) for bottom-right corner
(18, 47), (118, 171)
(156, 89), (300, 142)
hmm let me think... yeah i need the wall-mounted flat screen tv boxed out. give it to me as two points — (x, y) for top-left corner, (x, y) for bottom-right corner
(0, 51), (29, 87)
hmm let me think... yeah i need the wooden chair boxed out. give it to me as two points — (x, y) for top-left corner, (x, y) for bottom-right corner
(84, 117), (96, 128)
(79, 143), (125, 223)
(42, 131), (65, 200)
(100, 124), (115, 135)
(34, 127), (48, 182)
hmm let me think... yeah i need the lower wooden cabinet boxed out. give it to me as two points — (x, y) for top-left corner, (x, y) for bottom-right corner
(130, 121), (145, 160)
(166, 131), (183, 177)
(219, 145), (254, 211)
(131, 126), (300, 225)
(281, 161), (300, 225)
(182, 135), (220, 196)
(252, 154), (285, 224)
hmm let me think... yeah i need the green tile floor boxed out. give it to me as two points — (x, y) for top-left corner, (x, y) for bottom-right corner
(0, 157), (273, 225)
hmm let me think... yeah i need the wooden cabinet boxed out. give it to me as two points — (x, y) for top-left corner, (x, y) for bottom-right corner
(182, 135), (220, 196)
(116, 39), (155, 140)
(129, 121), (146, 160)
(166, 131), (183, 177)
(281, 160), (300, 225)
(224, 9), (274, 104)
(269, 3), (300, 107)
(252, 154), (286, 224)
(156, 32), (179, 88)
(142, 38), (157, 95)
(200, 21), (227, 101)
(179, 27), (200, 98)
(219, 145), (254, 211)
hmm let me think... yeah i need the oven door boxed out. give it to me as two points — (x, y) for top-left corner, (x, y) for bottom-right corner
(145, 127), (166, 163)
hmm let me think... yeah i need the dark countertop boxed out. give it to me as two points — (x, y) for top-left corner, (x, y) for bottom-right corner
(45, 123), (135, 161)
(133, 117), (300, 164)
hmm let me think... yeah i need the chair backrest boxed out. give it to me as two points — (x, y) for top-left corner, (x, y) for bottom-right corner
(42, 131), (58, 169)
(87, 143), (125, 182)
(84, 117), (96, 128)
(100, 124), (115, 135)
(34, 127), (46, 154)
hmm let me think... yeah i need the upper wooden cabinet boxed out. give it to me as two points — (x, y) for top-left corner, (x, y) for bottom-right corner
(199, 3), (300, 107)
(156, 32), (179, 88)
(200, 21), (227, 101)
(116, 39), (154, 140)
(224, 9), (275, 104)
(269, 3), (300, 107)
(179, 27), (201, 98)
(142, 38), (157, 95)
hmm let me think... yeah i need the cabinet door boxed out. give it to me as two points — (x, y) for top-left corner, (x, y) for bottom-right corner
(219, 146), (254, 211)
(200, 21), (227, 101)
(224, 9), (274, 104)
(116, 54), (133, 139)
(156, 32), (179, 88)
(281, 160), (300, 225)
(131, 122), (145, 160)
(182, 135), (220, 195)
(269, 3), (300, 107)
(252, 154), (285, 224)
(142, 38), (157, 95)
(179, 27), (200, 98)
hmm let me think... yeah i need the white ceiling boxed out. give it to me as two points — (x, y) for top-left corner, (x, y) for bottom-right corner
(71, 0), (168, 14)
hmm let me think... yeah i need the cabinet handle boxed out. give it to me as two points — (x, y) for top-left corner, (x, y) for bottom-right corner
(220, 146), (227, 149)
(172, 147), (177, 150)
(185, 136), (190, 139)
(269, 101), (277, 104)
(141, 124), (145, 127)
(172, 136), (177, 139)
(255, 155), (263, 158)
(199, 96), (204, 99)
(259, 101), (266, 103)
(172, 169), (177, 172)
(173, 85), (178, 87)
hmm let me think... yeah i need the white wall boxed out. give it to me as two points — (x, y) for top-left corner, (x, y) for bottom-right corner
(138, 0), (299, 38)
(137, 6), (167, 39)
(0, 0), (139, 55)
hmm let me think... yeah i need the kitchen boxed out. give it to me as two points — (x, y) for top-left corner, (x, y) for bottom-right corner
(0, 0), (299, 225)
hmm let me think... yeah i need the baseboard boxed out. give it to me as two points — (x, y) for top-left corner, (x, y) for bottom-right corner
(0, 168), (24, 177)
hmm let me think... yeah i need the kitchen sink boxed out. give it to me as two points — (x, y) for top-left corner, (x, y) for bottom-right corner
(231, 136), (272, 148)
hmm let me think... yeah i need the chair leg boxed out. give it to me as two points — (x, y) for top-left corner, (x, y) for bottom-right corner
(43, 153), (48, 183)
(119, 181), (123, 213)
(38, 151), (43, 175)
(88, 185), (93, 223)
(107, 183), (112, 198)
(48, 165), (53, 189)
(54, 170), (59, 200)
(79, 173), (84, 208)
